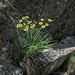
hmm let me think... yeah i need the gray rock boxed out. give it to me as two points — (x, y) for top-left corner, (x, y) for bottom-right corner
(8, 0), (75, 36)
(2, 47), (7, 52)
(0, 0), (75, 36)
(22, 36), (75, 75)
(63, 69), (75, 75)
(0, 59), (23, 75)
(0, 0), (75, 75)
(54, 36), (75, 49)
(0, 2), (6, 9)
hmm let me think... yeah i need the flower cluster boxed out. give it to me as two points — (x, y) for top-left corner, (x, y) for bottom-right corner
(39, 18), (52, 28)
(16, 16), (52, 31)
(17, 16), (37, 31)
(15, 16), (53, 66)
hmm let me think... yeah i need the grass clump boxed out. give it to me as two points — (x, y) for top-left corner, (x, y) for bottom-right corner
(13, 16), (55, 66)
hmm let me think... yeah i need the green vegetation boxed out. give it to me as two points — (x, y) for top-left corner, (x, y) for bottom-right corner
(13, 16), (55, 66)
(53, 33), (62, 40)
(67, 51), (75, 69)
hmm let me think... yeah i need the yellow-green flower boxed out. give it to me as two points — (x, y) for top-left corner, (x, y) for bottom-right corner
(23, 27), (28, 31)
(23, 23), (26, 25)
(19, 19), (22, 23)
(33, 20), (35, 22)
(39, 22), (43, 25)
(30, 24), (32, 25)
(16, 24), (23, 28)
(35, 22), (37, 24)
(26, 16), (29, 19)
(30, 26), (34, 29)
(27, 21), (32, 24)
(16, 24), (20, 28)
(48, 19), (52, 22)
(45, 23), (49, 26)
(26, 25), (29, 28)
(41, 25), (46, 28)
(33, 20), (37, 24)
(41, 18), (44, 21)
(22, 17), (26, 20)
(33, 24), (35, 27)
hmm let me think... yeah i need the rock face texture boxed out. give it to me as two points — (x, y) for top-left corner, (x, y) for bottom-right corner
(0, 0), (75, 36)
(22, 36), (75, 75)
(0, 0), (75, 75)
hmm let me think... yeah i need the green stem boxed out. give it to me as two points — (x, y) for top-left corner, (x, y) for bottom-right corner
(33, 28), (42, 43)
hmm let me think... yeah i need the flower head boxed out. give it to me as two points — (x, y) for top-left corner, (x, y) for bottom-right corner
(48, 19), (52, 22)
(39, 22), (43, 25)
(26, 16), (29, 19)
(27, 21), (32, 24)
(30, 26), (34, 29)
(45, 23), (49, 26)
(19, 19), (22, 23)
(30, 24), (32, 25)
(33, 20), (35, 22)
(26, 25), (29, 28)
(23, 27), (28, 31)
(32, 24), (35, 27)
(33, 20), (37, 24)
(41, 25), (46, 28)
(16, 24), (23, 28)
(41, 18), (44, 21)
(22, 17), (26, 20)
(23, 23), (26, 25)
